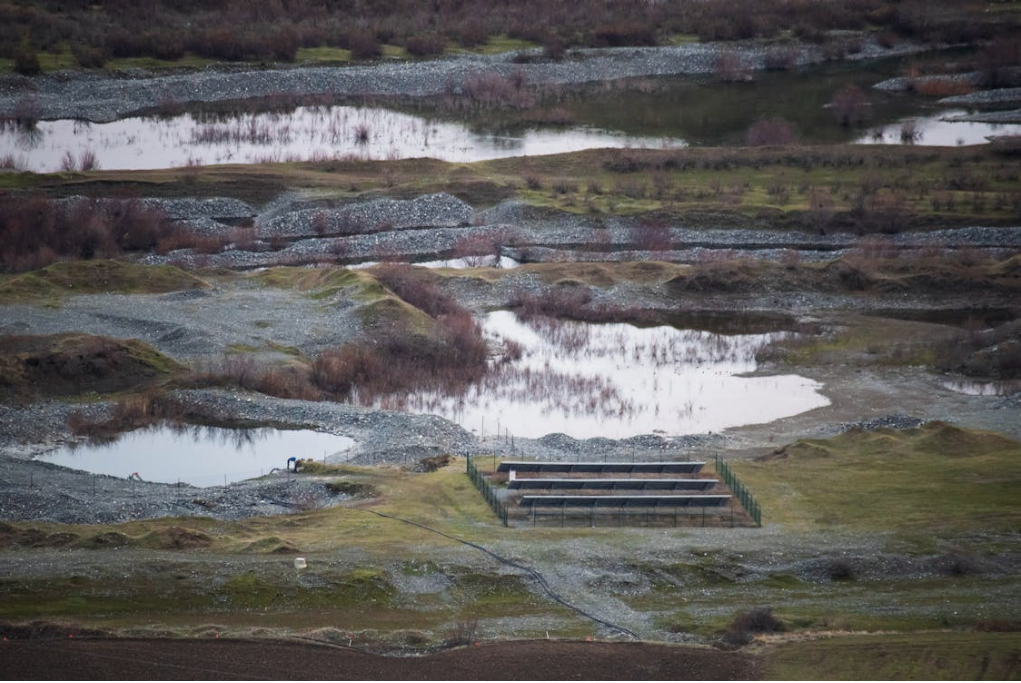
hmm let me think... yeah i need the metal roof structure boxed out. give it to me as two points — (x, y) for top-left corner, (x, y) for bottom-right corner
(496, 461), (706, 474)
(508, 478), (717, 491)
(519, 495), (731, 508)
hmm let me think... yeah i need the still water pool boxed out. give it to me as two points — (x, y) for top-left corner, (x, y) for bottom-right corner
(400, 311), (830, 440)
(38, 426), (355, 487)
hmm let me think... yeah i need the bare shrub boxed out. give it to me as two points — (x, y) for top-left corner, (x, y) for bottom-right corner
(78, 149), (100, 172)
(347, 30), (382, 60)
(827, 557), (856, 581)
(444, 619), (479, 647)
(722, 607), (785, 647)
(899, 120), (920, 144)
(714, 50), (749, 82)
(763, 45), (800, 71)
(830, 85), (869, 127)
(745, 118), (798, 146)
(404, 32), (446, 58)
(631, 220), (672, 253)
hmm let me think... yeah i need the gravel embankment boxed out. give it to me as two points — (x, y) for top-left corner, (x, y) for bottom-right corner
(945, 109), (1021, 124)
(0, 39), (929, 123)
(940, 86), (1021, 107)
(137, 192), (1021, 272)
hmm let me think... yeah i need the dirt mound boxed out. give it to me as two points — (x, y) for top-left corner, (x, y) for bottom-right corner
(0, 333), (181, 398)
(82, 531), (131, 548)
(242, 536), (300, 554)
(0, 523), (79, 548)
(140, 526), (213, 550)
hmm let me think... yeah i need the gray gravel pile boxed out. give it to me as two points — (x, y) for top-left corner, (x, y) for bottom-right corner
(945, 109), (1021, 124)
(840, 414), (924, 432)
(169, 389), (476, 466)
(140, 192), (1021, 271)
(873, 71), (987, 92)
(0, 454), (352, 524)
(257, 193), (474, 239)
(0, 39), (928, 123)
(941, 86), (1021, 106)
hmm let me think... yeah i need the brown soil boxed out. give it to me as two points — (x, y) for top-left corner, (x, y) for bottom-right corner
(0, 638), (760, 680)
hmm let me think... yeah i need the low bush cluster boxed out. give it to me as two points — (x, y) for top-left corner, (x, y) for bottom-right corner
(0, 195), (197, 272)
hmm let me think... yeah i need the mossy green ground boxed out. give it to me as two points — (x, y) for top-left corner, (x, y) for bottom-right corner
(733, 422), (1021, 532)
(23, 145), (1021, 227)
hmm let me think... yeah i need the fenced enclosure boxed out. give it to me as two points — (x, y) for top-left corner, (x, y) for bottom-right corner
(466, 455), (762, 528)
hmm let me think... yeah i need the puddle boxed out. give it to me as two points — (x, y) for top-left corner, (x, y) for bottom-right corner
(856, 110), (1021, 146)
(941, 379), (1021, 396)
(0, 105), (682, 172)
(399, 311), (829, 439)
(37, 425), (356, 487)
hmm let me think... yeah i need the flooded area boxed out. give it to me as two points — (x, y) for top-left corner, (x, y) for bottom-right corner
(38, 426), (355, 486)
(400, 311), (829, 440)
(856, 110), (1020, 146)
(4, 53), (1019, 171)
(0, 106), (681, 172)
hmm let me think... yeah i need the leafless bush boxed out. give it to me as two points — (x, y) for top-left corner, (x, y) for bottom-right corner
(714, 50), (749, 82)
(722, 607), (785, 646)
(631, 220), (672, 253)
(745, 118), (798, 146)
(444, 619), (479, 647)
(830, 85), (869, 127)
(763, 45), (800, 70)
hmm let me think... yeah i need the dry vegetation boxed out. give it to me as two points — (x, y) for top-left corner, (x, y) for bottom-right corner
(0, 0), (1015, 73)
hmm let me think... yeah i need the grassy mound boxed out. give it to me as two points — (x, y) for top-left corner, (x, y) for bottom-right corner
(0, 333), (183, 398)
(737, 422), (1021, 531)
(0, 260), (206, 303)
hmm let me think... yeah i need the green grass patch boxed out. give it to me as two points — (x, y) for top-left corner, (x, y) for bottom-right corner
(0, 260), (206, 303)
(735, 422), (1021, 532)
(295, 46), (352, 64)
(764, 632), (1021, 680)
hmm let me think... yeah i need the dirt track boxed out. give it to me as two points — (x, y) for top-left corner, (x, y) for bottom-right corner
(0, 638), (758, 680)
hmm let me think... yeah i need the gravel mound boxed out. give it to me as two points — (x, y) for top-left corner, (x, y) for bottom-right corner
(841, 414), (924, 432)
(257, 193), (474, 239)
(940, 87), (1021, 106)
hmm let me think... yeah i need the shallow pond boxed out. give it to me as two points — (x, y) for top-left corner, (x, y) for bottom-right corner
(5, 54), (1018, 171)
(398, 311), (829, 440)
(0, 106), (681, 172)
(38, 426), (355, 487)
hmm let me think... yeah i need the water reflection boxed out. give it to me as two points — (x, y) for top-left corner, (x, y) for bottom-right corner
(399, 311), (829, 439)
(857, 110), (1021, 146)
(39, 425), (356, 487)
(0, 105), (683, 172)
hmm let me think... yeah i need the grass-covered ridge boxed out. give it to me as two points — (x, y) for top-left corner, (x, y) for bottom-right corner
(0, 333), (183, 399)
(0, 260), (206, 303)
(735, 422), (1021, 531)
(47, 144), (1021, 231)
